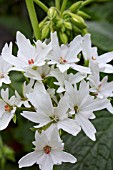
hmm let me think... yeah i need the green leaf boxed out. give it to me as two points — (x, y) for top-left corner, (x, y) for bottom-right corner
(87, 21), (113, 51)
(60, 110), (113, 170)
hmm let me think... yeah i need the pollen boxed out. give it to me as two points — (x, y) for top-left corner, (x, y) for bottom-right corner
(60, 56), (67, 64)
(0, 73), (4, 78)
(92, 56), (96, 60)
(28, 59), (34, 65)
(43, 145), (51, 154)
(4, 104), (11, 112)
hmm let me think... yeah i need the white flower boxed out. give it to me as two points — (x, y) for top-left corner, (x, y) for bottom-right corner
(88, 62), (113, 113)
(0, 88), (16, 130)
(2, 32), (51, 78)
(24, 64), (51, 81)
(89, 62), (113, 99)
(82, 34), (113, 73)
(21, 90), (81, 136)
(0, 43), (13, 86)
(18, 127), (76, 170)
(50, 68), (86, 93)
(47, 32), (91, 74)
(65, 80), (109, 141)
(15, 79), (34, 108)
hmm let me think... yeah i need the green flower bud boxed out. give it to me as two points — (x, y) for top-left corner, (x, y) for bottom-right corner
(42, 22), (50, 39)
(64, 21), (72, 30)
(56, 19), (63, 28)
(69, 1), (83, 13)
(77, 10), (91, 19)
(48, 7), (58, 20)
(71, 13), (87, 29)
(73, 25), (82, 33)
(59, 32), (68, 44)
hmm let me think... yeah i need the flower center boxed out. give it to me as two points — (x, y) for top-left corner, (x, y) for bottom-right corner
(43, 145), (51, 154)
(59, 56), (67, 64)
(74, 105), (79, 113)
(4, 104), (11, 112)
(28, 59), (34, 65)
(50, 115), (59, 123)
(0, 73), (4, 79)
(92, 56), (96, 60)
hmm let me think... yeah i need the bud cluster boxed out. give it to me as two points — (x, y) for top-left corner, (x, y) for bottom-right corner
(40, 1), (90, 43)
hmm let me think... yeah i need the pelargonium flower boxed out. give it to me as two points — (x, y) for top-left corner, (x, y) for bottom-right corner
(88, 62), (113, 113)
(21, 90), (81, 136)
(0, 88), (16, 130)
(50, 68), (86, 93)
(15, 79), (34, 108)
(18, 127), (76, 170)
(65, 80), (109, 141)
(0, 43), (13, 86)
(2, 32), (52, 79)
(47, 32), (91, 74)
(82, 34), (113, 73)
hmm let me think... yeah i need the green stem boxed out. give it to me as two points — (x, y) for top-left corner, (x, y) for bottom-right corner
(55, 0), (61, 10)
(25, 0), (41, 40)
(61, 0), (68, 13)
(33, 0), (48, 12)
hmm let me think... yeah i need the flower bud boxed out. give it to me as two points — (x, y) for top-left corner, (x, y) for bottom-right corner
(64, 22), (72, 30)
(48, 7), (58, 20)
(77, 11), (91, 19)
(69, 1), (83, 13)
(42, 22), (50, 39)
(73, 25), (82, 33)
(71, 13), (87, 29)
(56, 19), (63, 28)
(59, 32), (68, 44)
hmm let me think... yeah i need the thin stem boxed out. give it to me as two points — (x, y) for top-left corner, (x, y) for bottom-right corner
(7, 84), (15, 92)
(17, 107), (36, 112)
(25, 0), (41, 40)
(61, 0), (68, 13)
(33, 0), (48, 13)
(55, 0), (61, 10)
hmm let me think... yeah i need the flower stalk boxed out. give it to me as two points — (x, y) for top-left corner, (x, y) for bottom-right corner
(33, 0), (48, 12)
(25, 0), (41, 40)
(61, 0), (68, 13)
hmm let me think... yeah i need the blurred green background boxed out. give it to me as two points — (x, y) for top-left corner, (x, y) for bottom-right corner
(0, 0), (113, 170)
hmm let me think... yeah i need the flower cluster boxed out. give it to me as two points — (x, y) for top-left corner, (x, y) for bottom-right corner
(0, 31), (113, 170)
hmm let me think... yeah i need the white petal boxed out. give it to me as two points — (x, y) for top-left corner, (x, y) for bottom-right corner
(0, 112), (14, 130)
(76, 114), (96, 141)
(57, 118), (81, 136)
(51, 150), (77, 164)
(18, 151), (43, 168)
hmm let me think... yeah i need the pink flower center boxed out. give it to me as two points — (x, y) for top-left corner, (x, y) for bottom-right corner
(0, 73), (4, 78)
(4, 104), (11, 112)
(92, 56), (96, 60)
(43, 145), (51, 154)
(28, 59), (34, 65)
(60, 56), (67, 64)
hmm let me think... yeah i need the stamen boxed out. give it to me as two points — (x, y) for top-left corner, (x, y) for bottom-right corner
(0, 73), (4, 78)
(60, 57), (67, 64)
(43, 145), (51, 154)
(28, 59), (34, 65)
(4, 104), (11, 112)
(92, 56), (96, 60)
(74, 105), (79, 113)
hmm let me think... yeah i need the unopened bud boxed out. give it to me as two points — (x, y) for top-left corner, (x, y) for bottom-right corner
(71, 13), (87, 29)
(77, 11), (91, 19)
(59, 32), (68, 44)
(64, 22), (72, 30)
(48, 7), (58, 20)
(42, 22), (50, 39)
(69, 1), (83, 13)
